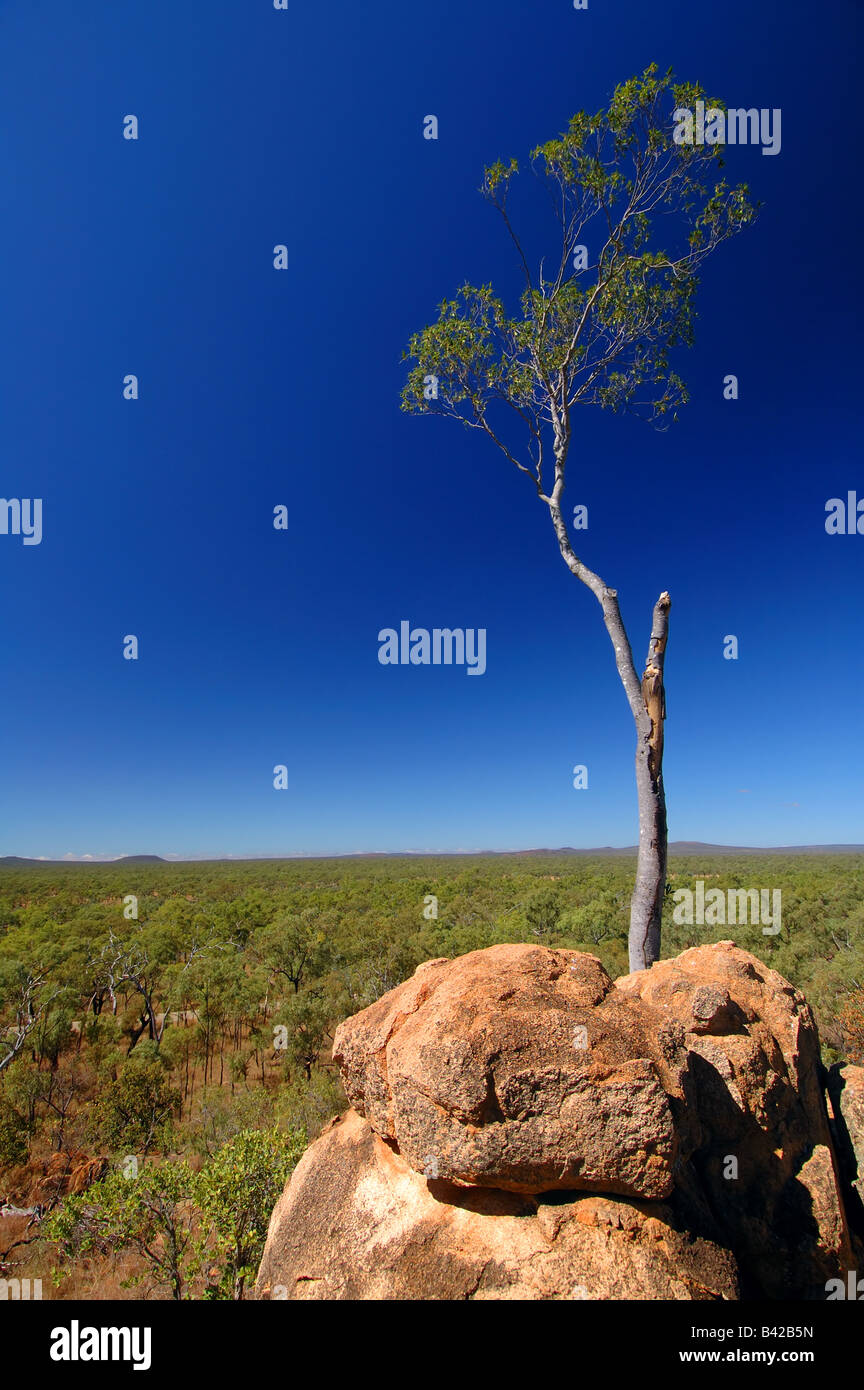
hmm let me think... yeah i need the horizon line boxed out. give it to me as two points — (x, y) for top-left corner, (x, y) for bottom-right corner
(3, 841), (864, 865)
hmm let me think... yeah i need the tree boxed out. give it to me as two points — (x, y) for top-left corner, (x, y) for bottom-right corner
(402, 67), (756, 970)
(274, 988), (332, 1081)
(92, 1056), (180, 1155)
(0, 1092), (30, 1167)
(255, 911), (332, 996)
(0, 965), (61, 1073)
(98, 917), (220, 1053)
(195, 1127), (304, 1300)
(45, 1161), (197, 1301)
(838, 991), (864, 1065)
(524, 886), (562, 941)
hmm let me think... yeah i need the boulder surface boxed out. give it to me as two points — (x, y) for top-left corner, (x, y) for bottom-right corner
(827, 1061), (864, 1242)
(333, 944), (694, 1198)
(256, 1109), (739, 1301)
(258, 941), (857, 1300)
(617, 942), (853, 1297)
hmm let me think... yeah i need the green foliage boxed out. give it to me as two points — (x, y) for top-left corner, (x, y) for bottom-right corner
(274, 988), (332, 1079)
(524, 885), (563, 941)
(0, 1093), (30, 1167)
(188, 1082), (275, 1159)
(195, 1126), (305, 1300)
(274, 1067), (346, 1140)
(558, 889), (627, 944)
(91, 1057), (180, 1155)
(45, 1127), (304, 1301)
(45, 1161), (197, 1300)
(255, 910), (332, 994)
(3, 845), (864, 1305)
(402, 64), (757, 459)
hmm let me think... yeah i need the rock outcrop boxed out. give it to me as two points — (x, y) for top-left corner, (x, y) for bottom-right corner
(827, 1062), (864, 1241)
(617, 942), (852, 1297)
(256, 1108), (739, 1301)
(333, 945), (695, 1198)
(257, 941), (858, 1301)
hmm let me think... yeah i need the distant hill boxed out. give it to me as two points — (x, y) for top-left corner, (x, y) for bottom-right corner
(0, 854), (166, 865)
(1, 844), (862, 866)
(505, 842), (864, 857)
(671, 841), (864, 855)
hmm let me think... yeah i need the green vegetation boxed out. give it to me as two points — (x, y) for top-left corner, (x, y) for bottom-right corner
(43, 1127), (304, 1300)
(1, 852), (862, 1296)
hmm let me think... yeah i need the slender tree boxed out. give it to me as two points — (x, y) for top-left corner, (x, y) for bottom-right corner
(402, 67), (757, 970)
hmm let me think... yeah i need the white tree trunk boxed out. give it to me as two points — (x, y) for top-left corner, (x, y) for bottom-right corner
(628, 593), (671, 971)
(547, 497), (670, 971)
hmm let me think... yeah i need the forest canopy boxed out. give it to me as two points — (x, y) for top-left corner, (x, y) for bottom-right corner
(1, 852), (862, 1296)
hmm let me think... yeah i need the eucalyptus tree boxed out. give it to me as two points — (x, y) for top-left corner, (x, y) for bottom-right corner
(402, 67), (756, 970)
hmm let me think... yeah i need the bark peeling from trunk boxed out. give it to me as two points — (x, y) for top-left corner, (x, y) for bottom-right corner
(641, 592), (671, 783)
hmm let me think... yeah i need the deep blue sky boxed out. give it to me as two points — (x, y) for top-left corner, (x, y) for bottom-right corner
(1, 0), (861, 859)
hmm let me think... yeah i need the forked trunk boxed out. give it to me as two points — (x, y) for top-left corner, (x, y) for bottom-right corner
(547, 499), (671, 972)
(628, 592), (671, 972)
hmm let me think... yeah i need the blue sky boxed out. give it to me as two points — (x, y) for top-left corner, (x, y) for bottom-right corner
(1, 0), (861, 859)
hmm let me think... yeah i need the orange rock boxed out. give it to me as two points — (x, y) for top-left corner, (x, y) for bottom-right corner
(255, 1109), (739, 1302)
(618, 942), (853, 1297)
(334, 944), (694, 1199)
(260, 943), (857, 1300)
